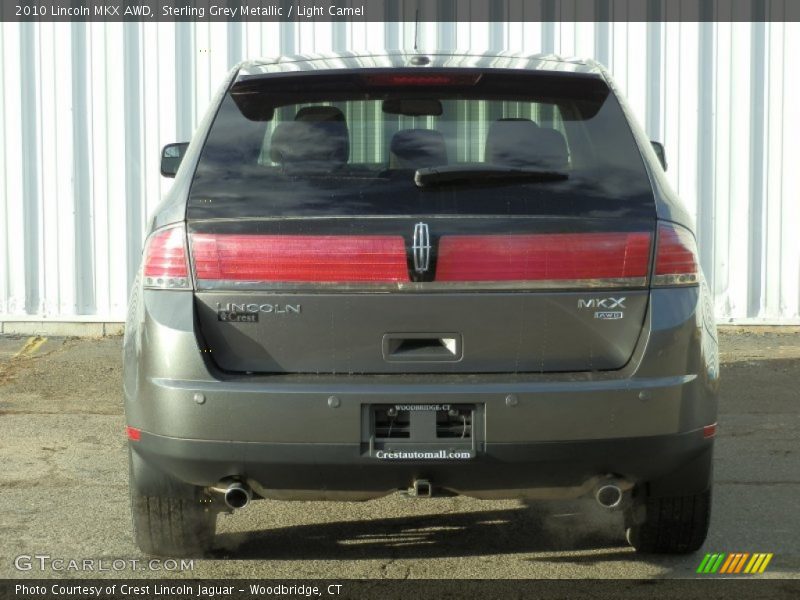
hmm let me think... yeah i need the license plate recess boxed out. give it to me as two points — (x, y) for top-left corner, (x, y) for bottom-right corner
(362, 403), (484, 458)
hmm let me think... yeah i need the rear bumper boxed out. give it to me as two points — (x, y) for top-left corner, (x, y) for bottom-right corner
(124, 286), (719, 444)
(130, 429), (714, 500)
(134, 371), (703, 443)
(124, 284), (719, 500)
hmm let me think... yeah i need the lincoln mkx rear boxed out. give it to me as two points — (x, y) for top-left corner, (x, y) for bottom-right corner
(123, 52), (719, 556)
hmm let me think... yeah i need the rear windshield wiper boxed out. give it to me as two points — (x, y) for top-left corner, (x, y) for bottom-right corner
(414, 164), (569, 189)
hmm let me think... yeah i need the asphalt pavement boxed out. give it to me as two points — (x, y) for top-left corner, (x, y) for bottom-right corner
(0, 330), (797, 579)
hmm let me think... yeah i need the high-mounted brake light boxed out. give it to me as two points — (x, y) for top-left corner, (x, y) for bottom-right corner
(653, 222), (699, 286)
(436, 232), (652, 283)
(363, 73), (482, 86)
(191, 234), (410, 283)
(142, 224), (190, 289)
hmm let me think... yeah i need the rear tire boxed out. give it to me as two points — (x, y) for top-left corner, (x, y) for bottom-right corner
(626, 489), (711, 554)
(128, 447), (216, 556)
(130, 490), (216, 556)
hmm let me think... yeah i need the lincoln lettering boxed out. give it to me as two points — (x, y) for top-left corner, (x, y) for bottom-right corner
(217, 303), (301, 314)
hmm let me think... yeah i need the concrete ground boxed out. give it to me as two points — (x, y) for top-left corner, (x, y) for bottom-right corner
(0, 330), (797, 579)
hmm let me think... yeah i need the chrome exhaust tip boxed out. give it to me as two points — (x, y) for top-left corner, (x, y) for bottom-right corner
(595, 483), (623, 509)
(223, 482), (252, 510)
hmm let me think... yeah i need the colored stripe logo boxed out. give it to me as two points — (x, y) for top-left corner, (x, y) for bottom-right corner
(697, 553), (773, 574)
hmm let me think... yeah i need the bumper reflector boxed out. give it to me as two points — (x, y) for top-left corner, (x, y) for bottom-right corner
(703, 423), (718, 439)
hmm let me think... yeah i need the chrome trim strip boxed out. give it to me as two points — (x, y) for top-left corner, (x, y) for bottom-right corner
(652, 273), (699, 286)
(194, 277), (648, 292)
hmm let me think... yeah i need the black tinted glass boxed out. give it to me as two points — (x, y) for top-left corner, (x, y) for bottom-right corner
(189, 70), (654, 218)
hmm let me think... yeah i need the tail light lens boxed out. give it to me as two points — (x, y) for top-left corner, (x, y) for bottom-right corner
(142, 224), (190, 289)
(436, 232), (652, 283)
(653, 222), (699, 286)
(191, 234), (410, 283)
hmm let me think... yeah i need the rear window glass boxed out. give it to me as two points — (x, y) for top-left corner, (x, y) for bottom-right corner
(188, 70), (654, 217)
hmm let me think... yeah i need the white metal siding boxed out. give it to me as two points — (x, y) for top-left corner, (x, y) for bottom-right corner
(1, 21), (799, 323)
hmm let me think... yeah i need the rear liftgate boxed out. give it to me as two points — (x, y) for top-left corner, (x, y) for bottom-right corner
(184, 218), (662, 375)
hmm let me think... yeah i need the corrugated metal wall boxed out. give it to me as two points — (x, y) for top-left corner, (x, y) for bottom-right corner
(1, 21), (799, 323)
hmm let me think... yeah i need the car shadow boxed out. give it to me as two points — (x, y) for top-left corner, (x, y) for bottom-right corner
(211, 498), (643, 561)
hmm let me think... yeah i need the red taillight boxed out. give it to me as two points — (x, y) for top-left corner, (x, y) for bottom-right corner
(703, 423), (718, 439)
(191, 235), (410, 283)
(653, 222), (699, 286)
(143, 225), (190, 289)
(126, 426), (141, 441)
(436, 232), (651, 283)
(364, 73), (481, 86)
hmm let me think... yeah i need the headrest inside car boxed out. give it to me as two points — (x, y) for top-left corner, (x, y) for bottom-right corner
(486, 119), (568, 170)
(389, 129), (448, 170)
(294, 105), (349, 163)
(270, 120), (349, 171)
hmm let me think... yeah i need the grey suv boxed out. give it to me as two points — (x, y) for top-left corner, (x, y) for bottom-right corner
(123, 52), (719, 556)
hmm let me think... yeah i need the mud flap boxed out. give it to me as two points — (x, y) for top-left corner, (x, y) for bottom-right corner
(645, 443), (714, 498)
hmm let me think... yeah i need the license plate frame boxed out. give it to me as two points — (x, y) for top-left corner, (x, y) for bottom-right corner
(361, 402), (484, 459)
